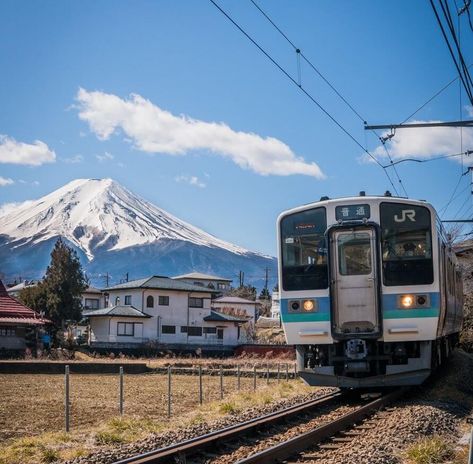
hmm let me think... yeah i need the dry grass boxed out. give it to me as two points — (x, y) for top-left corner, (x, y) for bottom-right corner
(404, 436), (454, 464)
(0, 372), (312, 464)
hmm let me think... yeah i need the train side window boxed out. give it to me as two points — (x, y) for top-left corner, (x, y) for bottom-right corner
(280, 207), (328, 291)
(380, 203), (433, 286)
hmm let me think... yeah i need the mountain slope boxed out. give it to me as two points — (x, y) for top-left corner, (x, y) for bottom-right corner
(0, 179), (276, 287)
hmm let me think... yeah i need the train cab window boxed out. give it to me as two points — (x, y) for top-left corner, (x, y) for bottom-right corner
(337, 232), (372, 275)
(280, 207), (328, 291)
(380, 203), (433, 286)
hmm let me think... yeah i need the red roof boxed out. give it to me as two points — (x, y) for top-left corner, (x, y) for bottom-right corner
(0, 280), (49, 325)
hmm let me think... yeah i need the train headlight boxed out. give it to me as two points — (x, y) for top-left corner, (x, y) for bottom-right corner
(399, 295), (414, 309)
(303, 299), (315, 311)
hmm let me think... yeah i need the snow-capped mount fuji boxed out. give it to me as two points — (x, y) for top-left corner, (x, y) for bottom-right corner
(0, 179), (276, 287)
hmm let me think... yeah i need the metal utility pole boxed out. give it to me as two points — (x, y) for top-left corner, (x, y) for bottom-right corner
(264, 267), (269, 293)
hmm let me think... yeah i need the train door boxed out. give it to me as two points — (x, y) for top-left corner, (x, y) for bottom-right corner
(330, 228), (380, 337)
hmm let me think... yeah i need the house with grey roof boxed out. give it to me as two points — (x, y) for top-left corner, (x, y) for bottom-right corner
(83, 275), (249, 348)
(173, 272), (232, 293)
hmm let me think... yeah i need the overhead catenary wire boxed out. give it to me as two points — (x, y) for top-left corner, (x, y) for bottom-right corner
(209, 0), (401, 195)
(430, 0), (473, 105)
(248, 0), (407, 196)
(381, 150), (473, 167)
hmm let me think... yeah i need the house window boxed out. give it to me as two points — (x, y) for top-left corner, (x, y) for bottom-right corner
(115, 296), (120, 305)
(158, 296), (169, 306)
(162, 325), (176, 334)
(84, 298), (100, 309)
(189, 297), (203, 308)
(146, 296), (154, 308)
(117, 322), (134, 336)
(203, 327), (217, 334)
(124, 295), (132, 305)
(193, 281), (204, 287)
(187, 326), (203, 336)
(0, 327), (16, 336)
(181, 326), (188, 333)
(217, 283), (227, 290)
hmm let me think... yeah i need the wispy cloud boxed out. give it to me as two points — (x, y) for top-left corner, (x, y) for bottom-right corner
(0, 135), (56, 166)
(175, 175), (207, 188)
(96, 151), (114, 162)
(0, 200), (33, 216)
(64, 154), (84, 164)
(64, 155), (83, 164)
(0, 177), (14, 186)
(370, 121), (473, 164)
(75, 88), (325, 178)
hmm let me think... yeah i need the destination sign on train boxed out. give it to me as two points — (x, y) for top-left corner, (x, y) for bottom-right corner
(335, 204), (370, 221)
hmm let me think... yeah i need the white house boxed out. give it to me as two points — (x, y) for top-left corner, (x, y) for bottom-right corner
(82, 286), (105, 310)
(84, 276), (249, 348)
(173, 272), (232, 293)
(270, 291), (281, 320)
(211, 296), (259, 342)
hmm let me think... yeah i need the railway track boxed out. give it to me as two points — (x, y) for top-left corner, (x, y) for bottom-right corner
(113, 389), (406, 464)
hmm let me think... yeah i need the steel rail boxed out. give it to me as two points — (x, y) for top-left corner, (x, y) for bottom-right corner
(113, 390), (342, 464)
(235, 388), (407, 464)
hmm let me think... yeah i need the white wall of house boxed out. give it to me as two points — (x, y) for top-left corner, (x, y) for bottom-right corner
(82, 291), (104, 310)
(88, 287), (244, 346)
(176, 278), (231, 292)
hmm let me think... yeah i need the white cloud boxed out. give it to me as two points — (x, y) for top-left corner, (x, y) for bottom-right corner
(96, 151), (114, 162)
(0, 177), (14, 186)
(75, 88), (324, 178)
(0, 135), (56, 166)
(175, 175), (207, 188)
(0, 200), (33, 216)
(371, 121), (473, 164)
(466, 105), (473, 117)
(64, 154), (84, 164)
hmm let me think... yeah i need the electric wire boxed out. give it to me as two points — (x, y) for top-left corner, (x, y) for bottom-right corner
(439, 0), (473, 94)
(248, 0), (407, 195)
(209, 0), (401, 195)
(381, 150), (473, 167)
(439, 173), (471, 215)
(430, 0), (473, 105)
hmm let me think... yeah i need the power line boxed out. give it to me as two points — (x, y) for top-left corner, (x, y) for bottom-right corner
(209, 0), (401, 196)
(381, 150), (473, 167)
(430, 0), (473, 105)
(247, 0), (407, 196)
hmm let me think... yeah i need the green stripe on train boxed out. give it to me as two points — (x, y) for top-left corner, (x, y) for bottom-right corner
(282, 313), (330, 323)
(383, 309), (439, 319)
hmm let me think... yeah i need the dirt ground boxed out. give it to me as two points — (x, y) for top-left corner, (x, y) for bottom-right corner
(0, 370), (288, 441)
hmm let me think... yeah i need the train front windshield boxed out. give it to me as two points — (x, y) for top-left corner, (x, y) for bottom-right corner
(280, 207), (328, 291)
(380, 203), (433, 286)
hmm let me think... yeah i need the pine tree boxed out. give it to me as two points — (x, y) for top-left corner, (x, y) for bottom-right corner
(42, 238), (88, 328)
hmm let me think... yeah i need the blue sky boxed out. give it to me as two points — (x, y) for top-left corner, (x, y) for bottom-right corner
(1, 0), (473, 255)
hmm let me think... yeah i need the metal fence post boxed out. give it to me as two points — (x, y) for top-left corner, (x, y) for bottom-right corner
(277, 363), (280, 383)
(266, 364), (270, 385)
(167, 366), (172, 418)
(294, 362), (297, 379)
(237, 365), (241, 391)
(65, 365), (70, 432)
(467, 417), (473, 464)
(119, 366), (124, 415)
(220, 365), (224, 399)
(286, 363), (289, 381)
(198, 366), (203, 405)
(253, 365), (257, 391)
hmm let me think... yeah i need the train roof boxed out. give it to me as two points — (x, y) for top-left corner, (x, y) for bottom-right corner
(278, 195), (437, 220)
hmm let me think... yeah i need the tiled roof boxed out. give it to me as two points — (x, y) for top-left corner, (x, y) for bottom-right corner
(103, 276), (218, 293)
(83, 305), (151, 318)
(84, 286), (102, 294)
(203, 310), (249, 323)
(173, 272), (232, 282)
(213, 296), (258, 304)
(0, 280), (49, 325)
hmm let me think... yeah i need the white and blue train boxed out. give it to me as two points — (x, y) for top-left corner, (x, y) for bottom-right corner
(277, 193), (463, 388)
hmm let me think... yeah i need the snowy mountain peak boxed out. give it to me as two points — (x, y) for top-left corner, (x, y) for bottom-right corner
(0, 178), (251, 260)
